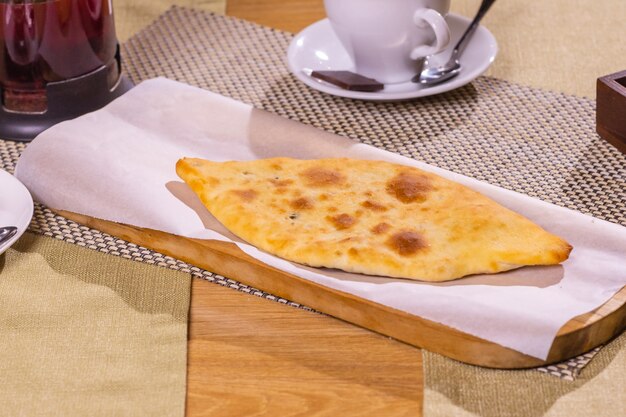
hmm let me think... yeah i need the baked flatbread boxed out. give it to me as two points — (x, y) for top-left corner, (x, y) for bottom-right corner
(176, 157), (572, 282)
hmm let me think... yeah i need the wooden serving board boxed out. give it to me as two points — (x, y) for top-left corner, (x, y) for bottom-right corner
(60, 210), (626, 369)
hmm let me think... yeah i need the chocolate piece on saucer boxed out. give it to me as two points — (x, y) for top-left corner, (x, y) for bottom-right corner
(311, 71), (384, 92)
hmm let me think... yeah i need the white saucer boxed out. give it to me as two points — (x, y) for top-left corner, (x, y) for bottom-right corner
(0, 169), (33, 255)
(287, 14), (498, 101)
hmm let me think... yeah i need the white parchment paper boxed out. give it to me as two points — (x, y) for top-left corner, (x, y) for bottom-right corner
(15, 78), (626, 360)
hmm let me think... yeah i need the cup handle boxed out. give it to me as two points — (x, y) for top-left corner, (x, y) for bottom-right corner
(410, 9), (451, 60)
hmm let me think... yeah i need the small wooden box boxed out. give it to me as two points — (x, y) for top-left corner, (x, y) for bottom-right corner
(597, 70), (626, 154)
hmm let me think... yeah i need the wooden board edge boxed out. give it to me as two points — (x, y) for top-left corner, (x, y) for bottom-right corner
(57, 210), (626, 369)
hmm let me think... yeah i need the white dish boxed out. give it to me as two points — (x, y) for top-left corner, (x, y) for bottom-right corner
(0, 169), (33, 254)
(287, 14), (498, 101)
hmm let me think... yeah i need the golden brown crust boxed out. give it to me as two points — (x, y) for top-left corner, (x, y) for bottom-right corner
(176, 157), (572, 282)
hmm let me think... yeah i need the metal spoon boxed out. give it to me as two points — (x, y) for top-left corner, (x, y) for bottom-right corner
(414, 0), (497, 86)
(0, 226), (18, 251)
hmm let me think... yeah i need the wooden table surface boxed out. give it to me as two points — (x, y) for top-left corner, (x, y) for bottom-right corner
(186, 4), (423, 416)
(226, 0), (325, 33)
(186, 281), (423, 416)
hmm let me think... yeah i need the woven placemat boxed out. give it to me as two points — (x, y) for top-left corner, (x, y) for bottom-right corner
(3, 6), (625, 379)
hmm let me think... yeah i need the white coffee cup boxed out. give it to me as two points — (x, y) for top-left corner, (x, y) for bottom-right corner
(324, 0), (451, 84)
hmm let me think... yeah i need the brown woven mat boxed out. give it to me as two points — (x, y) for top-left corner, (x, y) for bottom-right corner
(3, 6), (624, 380)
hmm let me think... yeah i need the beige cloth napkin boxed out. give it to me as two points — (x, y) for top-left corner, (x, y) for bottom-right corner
(114, 0), (226, 42)
(451, 0), (626, 99)
(424, 331), (626, 417)
(0, 233), (190, 416)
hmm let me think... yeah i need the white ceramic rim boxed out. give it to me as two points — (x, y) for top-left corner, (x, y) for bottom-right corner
(0, 169), (34, 255)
